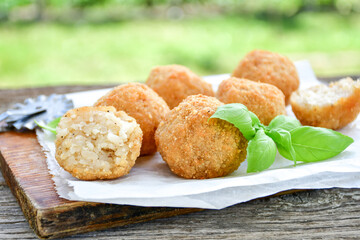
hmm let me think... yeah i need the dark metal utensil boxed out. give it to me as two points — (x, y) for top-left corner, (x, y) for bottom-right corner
(0, 94), (73, 132)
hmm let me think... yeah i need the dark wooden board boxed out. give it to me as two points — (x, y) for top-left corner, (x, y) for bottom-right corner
(0, 131), (306, 239)
(0, 131), (199, 239)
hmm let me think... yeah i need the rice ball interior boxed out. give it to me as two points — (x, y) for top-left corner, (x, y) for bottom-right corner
(290, 77), (360, 129)
(55, 106), (142, 180)
(291, 78), (359, 107)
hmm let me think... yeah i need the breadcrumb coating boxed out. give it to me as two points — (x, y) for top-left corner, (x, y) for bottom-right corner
(291, 77), (360, 130)
(155, 94), (248, 179)
(94, 83), (169, 155)
(55, 106), (142, 180)
(232, 50), (299, 105)
(216, 77), (286, 125)
(146, 64), (215, 109)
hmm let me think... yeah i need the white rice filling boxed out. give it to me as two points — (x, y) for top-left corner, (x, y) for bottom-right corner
(57, 110), (137, 172)
(294, 78), (359, 107)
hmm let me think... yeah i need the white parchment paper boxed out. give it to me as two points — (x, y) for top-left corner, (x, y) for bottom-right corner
(36, 60), (360, 209)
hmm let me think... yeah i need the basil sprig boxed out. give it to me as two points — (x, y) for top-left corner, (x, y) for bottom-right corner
(34, 117), (61, 134)
(210, 104), (354, 173)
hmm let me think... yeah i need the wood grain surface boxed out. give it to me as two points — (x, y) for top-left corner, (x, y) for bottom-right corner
(1, 83), (360, 239)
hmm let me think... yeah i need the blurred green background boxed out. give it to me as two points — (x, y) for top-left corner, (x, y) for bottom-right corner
(0, 0), (359, 88)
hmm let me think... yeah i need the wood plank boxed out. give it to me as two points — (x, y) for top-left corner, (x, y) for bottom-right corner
(0, 131), (199, 239)
(2, 185), (360, 239)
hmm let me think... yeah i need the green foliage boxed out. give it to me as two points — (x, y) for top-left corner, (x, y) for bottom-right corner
(1, 0), (360, 22)
(0, 0), (31, 10)
(70, 0), (111, 8)
(0, 13), (359, 88)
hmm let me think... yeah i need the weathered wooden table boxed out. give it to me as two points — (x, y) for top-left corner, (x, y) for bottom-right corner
(1, 82), (360, 239)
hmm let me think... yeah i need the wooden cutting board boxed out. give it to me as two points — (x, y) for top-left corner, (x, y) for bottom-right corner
(0, 131), (200, 239)
(0, 130), (303, 239)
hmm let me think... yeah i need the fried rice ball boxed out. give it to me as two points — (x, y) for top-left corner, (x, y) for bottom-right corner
(290, 77), (360, 130)
(216, 77), (286, 125)
(146, 64), (215, 109)
(232, 50), (299, 105)
(55, 106), (142, 180)
(155, 94), (248, 179)
(94, 83), (169, 155)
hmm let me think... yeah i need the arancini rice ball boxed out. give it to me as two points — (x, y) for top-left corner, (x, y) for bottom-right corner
(94, 83), (169, 155)
(232, 50), (299, 104)
(216, 77), (286, 125)
(55, 106), (142, 180)
(146, 64), (215, 109)
(291, 77), (360, 130)
(155, 94), (248, 179)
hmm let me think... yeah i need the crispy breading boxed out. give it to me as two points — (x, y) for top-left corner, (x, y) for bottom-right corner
(155, 95), (248, 179)
(232, 50), (299, 105)
(146, 64), (215, 109)
(55, 106), (142, 180)
(94, 83), (169, 155)
(291, 78), (360, 130)
(216, 77), (286, 125)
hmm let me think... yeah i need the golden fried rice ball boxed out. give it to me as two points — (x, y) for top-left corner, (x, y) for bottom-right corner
(216, 77), (286, 125)
(146, 64), (215, 109)
(55, 106), (142, 180)
(232, 50), (299, 105)
(94, 83), (169, 155)
(155, 94), (248, 179)
(290, 77), (360, 130)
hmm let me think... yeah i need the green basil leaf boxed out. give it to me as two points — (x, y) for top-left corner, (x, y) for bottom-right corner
(266, 128), (297, 164)
(210, 103), (256, 140)
(249, 111), (260, 127)
(268, 115), (301, 131)
(277, 144), (293, 161)
(247, 129), (277, 173)
(34, 117), (61, 135)
(47, 117), (61, 129)
(287, 126), (354, 162)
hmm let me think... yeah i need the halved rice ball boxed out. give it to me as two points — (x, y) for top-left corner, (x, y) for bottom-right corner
(290, 77), (360, 130)
(55, 106), (142, 180)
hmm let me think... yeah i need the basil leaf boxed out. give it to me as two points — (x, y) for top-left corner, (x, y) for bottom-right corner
(47, 117), (61, 129)
(266, 128), (297, 164)
(268, 115), (301, 131)
(247, 129), (277, 173)
(210, 103), (256, 140)
(286, 126), (354, 162)
(277, 144), (293, 161)
(249, 111), (260, 127)
(34, 117), (61, 135)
